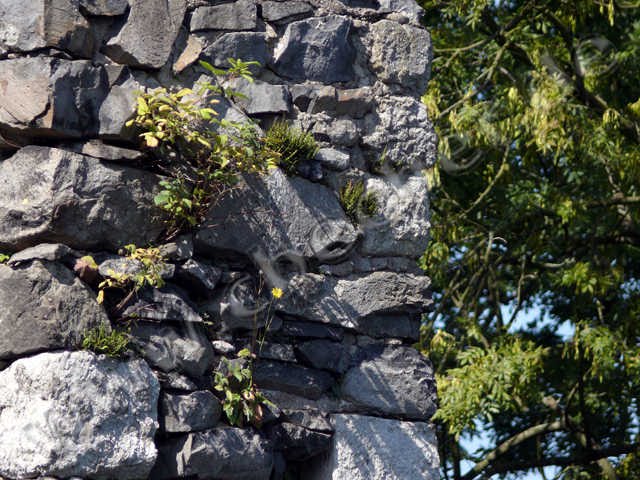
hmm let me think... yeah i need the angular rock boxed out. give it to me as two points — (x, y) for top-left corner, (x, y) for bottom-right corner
(152, 428), (273, 479)
(173, 35), (203, 74)
(341, 346), (437, 419)
(0, 58), (108, 141)
(159, 235), (194, 261)
(253, 361), (334, 400)
(283, 409), (333, 433)
(335, 87), (375, 117)
(379, 0), (425, 24)
(98, 72), (147, 139)
(296, 340), (350, 374)
(0, 0), (93, 57)
(262, 1), (313, 23)
(312, 117), (360, 146)
(267, 423), (332, 461)
(281, 320), (344, 341)
(131, 322), (215, 377)
(305, 414), (439, 480)
(200, 32), (267, 72)
(0, 146), (165, 252)
(161, 391), (221, 433)
(104, 0), (187, 69)
(277, 272), (431, 337)
(257, 342), (296, 363)
(190, 0), (257, 31)
(195, 169), (358, 260)
(0, 261), (109, 360)
(7, 243), (78, 266)
(66, 140), (145, 162)
(123, 285), (202, 322)
(228, 79), (291, 115)
(360, 174), (431, 258)
(0, 351), (159, 479)
(175, 258), (222, 296)
(272, 16), (355, 83)
(80, 0), (129, 15)
(362, 96), (437, 172)
(367, 20), (432, 94)
(156, 370), (200, 391)
(315, 147), (350, 171)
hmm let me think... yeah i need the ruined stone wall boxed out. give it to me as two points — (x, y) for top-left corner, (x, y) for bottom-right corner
(0, 0), (439, 478)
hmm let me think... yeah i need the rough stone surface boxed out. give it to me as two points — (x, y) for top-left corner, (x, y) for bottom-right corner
(0, 351), (159, 479)
(262, 1), (313, 23)
(361, 174), (431, 258)
(341, 346), (437, 419)
(176, 258), (222, 296)
(67, 139), (144, 162)
(0, 58), (108, 141)
(362, 96), (437, 171)
(200, 32), (267, 72)
(104, 0), (187, 68)
(367, 20), (432, 93)
(122, 285), (202, 322)
(190, 0), (257, 31)
(305, 414), (439, 480)
(161, 391), (221, 433)
(277, 272), (431, 337)
(0, 0), (93, 56)
(254, 361), (334, 400)
(273, 16), (355, 83)
(315, 148), (350, 171)
(296, 340), (350, 374)
(229, 79), (291, 115)
(0, 261), (109, 360)
(152, 428), (273, 479)
(80, 0), (129, 16)
(196, 169), (358, 260)
(7, 243), (77, 266)
(0, 146), (164, 252)
(131, 322), (215, 378)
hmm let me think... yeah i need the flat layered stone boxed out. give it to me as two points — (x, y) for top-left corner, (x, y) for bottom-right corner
(190, 0), (257, 31)
(272, 16), (355, 83)
(0, 260), (109, 360)
(104, 0), (187, 69)
(0, 146), (165, 252)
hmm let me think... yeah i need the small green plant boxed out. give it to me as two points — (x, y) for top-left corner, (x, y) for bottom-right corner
(97, 244), (166, 309)
(126, 59), (278, 237)
(360, 191), (378, 217)
(339, 180), (378, 222)
(264, 120), (318, 175)
(82, 325), (130, 358)
(0, 253), (9, 263)
(214, 349), (273, 427)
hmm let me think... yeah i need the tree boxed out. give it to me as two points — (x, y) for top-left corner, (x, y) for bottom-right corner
(417, 1), (640, 478)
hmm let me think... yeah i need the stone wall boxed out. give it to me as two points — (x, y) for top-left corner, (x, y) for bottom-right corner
(0, 0), (439, 478)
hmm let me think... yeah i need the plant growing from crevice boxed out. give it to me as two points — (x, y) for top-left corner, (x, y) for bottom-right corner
(0, 253), (9, 263)
(126, 59), (279, 238)
(82, 325), (130, 358)
(213, 348), (273, 427)
(96, 244), (166, 310)
(339, 179), (378, 223)
(263, 120), (318, 175)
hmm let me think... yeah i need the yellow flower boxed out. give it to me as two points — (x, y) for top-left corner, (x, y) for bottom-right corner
(271, 287), (284, 299)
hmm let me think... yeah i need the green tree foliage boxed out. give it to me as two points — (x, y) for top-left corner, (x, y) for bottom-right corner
(418, 1), (640, 478)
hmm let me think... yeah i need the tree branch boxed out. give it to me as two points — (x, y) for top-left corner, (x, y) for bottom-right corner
(461, 420), (565, 480)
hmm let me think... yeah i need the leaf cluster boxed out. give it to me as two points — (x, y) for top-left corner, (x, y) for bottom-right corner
(213, 349), (273, 427)
(339, 180), (379, 223)
(263, 120), (318, 175)
(96, 244), (166, 307)
(418, 0), (640, 478)
(126, 59), (279, 236)
(81, 325), (130, 358)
